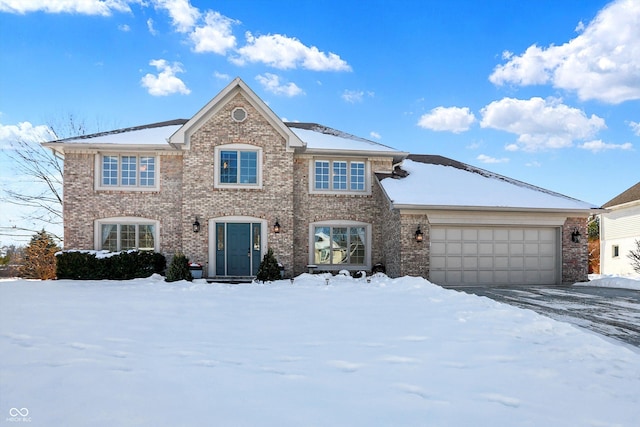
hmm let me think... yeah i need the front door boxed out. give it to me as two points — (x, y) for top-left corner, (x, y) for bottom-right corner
(227, 223), (250, 276)
(214, 222), (262, 276)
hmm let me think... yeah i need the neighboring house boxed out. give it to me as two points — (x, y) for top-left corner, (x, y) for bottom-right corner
(599, 182), (640, 275)
(43, 78), (597, 285)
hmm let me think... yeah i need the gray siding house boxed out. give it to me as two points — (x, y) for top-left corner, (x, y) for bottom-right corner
(44, 78), (597, 285)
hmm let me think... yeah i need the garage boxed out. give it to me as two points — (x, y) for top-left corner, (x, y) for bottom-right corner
(429, 226), (559, 286)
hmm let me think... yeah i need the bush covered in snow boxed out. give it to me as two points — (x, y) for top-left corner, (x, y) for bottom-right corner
(56, 250), (166, 280)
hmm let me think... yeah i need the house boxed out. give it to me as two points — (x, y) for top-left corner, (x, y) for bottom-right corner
(599, 182), (640, 275)
(43, 77), (598, 285)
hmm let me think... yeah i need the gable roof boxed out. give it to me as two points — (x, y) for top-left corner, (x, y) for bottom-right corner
(168, 77), (304, 150)
(379, 155), (598, 213)
(602, 181), (640, 208)
(42, 119), (187, 155)
(286, 122), (407, 161)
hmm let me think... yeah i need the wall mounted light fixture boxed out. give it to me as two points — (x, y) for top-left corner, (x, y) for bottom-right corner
(192, 216), (201, 233)
(571, 228), (581, 243)
(415, 225), (424, 242)
(273, 219), (281, 234)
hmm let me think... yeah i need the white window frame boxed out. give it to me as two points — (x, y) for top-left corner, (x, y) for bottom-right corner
(309, 158), (370, 195)
(309, 220), (371, 270)
(94, 217), (160, 252)
(214, 144), (263, 189)
(95, 153), (160, 191)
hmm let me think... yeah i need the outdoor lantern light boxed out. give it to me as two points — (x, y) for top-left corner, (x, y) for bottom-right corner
(415, 225), (424, 242)
(273, 219), (281, 234)
(571, 228), (581, 243)
(192, 216), (200, 233)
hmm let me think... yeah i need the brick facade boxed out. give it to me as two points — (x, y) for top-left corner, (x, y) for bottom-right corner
(561, 217), (589, 283)
(56, 79), (592, 284)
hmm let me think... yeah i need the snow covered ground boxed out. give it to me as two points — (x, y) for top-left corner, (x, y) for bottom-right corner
(580, 274), (640, 291)
(1, 273), (639, 426)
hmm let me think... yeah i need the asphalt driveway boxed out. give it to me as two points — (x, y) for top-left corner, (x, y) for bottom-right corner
(453, 285), (640, 348)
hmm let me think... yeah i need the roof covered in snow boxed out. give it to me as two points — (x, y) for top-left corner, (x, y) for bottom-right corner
(379, 155), (598, 212)
(45, 119), (187, 146)
(286, 123), (406, 158)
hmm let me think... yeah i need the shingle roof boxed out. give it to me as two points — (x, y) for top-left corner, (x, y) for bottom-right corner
(49, 119), (188, 143)
(603, 182), (640, 208)
(378, 154), (597, 211)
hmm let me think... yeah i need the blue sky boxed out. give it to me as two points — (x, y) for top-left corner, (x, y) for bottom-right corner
(0, 0), (638, 245)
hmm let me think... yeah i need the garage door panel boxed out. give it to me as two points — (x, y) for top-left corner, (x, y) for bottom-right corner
(463, 256), (478, 269)
(430, 226), (558, 286)
(495, 243), (509, 255)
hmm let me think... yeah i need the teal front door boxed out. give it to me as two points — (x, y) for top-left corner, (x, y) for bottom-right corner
(215, 222), (262, 276)
(227, 223), (250, 276)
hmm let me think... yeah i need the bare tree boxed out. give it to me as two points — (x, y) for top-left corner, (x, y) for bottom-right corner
(1, 114), (100, 244)
(628, 240), (640, 274)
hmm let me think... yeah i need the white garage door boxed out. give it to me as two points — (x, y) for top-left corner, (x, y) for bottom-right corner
(429, 227), (558, 285)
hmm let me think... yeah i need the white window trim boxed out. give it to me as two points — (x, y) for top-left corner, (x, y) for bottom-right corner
(214, 143), (263, 190)
(309, 157), (371, 195)
(309, 220), (372, 270)
(94, 153), (160, 192)
(94, 217), (160, 252)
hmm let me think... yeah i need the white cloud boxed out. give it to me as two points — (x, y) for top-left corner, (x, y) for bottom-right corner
(0, 121), (55, 149)
(255, 73), (304, 97)
(153, 0), (200, 33)
(370, 131), (381, 140)
(480, 97), (606, 151)
(232, 32), (351, 71)
(0, 0), (131, 15)
(417, 106), (476, 133)
(490, 0), (640, 104)
(477, 154), (509, 164)
(629, 121), (640, 136)
(578, 140), (633, 153)
(213, 71), (230, 81)
(118, 24), (130, 32)
(526, 161), (542, 167)
(342, 90), (368, 103)
(190, 10), (238, 55)
(140, 59), (191, 96)
(147, 18), (157, 36)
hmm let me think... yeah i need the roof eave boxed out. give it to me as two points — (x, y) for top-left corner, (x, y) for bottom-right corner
(302, 147), (408, 159)
(391, 203), (604, 215)
(41, 142), (179, 152)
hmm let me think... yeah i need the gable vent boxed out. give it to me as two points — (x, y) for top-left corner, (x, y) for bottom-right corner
(231, 107), (247, 122)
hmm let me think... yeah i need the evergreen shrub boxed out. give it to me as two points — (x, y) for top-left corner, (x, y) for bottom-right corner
(56, 250), (166, 280)
(256, 248), (281, 282)
(165, 253), (192, 282)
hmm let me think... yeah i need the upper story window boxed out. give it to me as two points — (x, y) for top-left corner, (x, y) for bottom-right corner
(214, 144), (262, 189)
(312, 159), (368, 194)
(97, 154), (158, 191)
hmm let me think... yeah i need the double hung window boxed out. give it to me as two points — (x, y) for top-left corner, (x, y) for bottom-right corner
(99, 221), (157, 252)
(215, 144), (262, 189)
(313, 159), (367, 193)
(311, 222), (370, 268)
(99, 154), (156, 190)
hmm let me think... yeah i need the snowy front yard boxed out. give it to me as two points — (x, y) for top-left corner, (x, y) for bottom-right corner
(2, 274), (639, 426)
